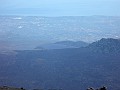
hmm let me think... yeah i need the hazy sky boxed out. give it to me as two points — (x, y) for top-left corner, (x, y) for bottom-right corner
(0, 0), (120, 16)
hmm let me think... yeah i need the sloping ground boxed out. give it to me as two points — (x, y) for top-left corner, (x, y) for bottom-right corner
(87, 38), (120, 53)
(0, 38), (120, 90)
(35, 40), (88, 50)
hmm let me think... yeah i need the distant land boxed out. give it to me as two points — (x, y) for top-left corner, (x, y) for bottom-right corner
(0, 16), (120, 50)
(35, 40), (89, 50)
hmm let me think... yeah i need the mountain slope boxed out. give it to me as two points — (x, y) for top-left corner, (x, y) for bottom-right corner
(0, 38), (120, 90)
(35, 40), (88, 50)
(55, 41), (89, 47)
(87, 38), (120, 53)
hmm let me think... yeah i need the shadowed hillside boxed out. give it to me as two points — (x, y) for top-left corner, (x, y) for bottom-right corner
(0, 38), (120, 90)
(88, 38), (120, 53)
(35, 40), (89, 50)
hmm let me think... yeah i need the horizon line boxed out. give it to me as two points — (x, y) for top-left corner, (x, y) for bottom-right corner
(0, 14), (120, 17)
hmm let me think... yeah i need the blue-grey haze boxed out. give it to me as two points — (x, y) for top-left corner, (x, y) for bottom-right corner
(0, 16), (120, 50)
(0, 0), (120, 16)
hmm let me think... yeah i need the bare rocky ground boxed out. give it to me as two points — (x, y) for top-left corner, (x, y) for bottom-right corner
(0, 86), (25, 90)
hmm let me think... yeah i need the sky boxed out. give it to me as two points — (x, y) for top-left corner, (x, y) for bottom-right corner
(0, 0), (120, 16)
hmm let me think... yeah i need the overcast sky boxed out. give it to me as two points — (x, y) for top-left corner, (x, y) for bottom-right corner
(0, 0), (120, 16)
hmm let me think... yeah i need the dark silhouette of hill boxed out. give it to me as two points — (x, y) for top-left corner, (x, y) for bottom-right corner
(55, 40), (88, 47)
(87, 38), (120, 53)
(35, 40), (88, 50)
(0, 38), (120, 90)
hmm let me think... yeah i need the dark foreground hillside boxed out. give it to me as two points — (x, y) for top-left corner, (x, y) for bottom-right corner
(0, 38), (120, 90)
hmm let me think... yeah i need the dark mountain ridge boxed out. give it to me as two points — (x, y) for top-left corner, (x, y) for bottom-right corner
(55, 40), (88, 47)
(0, 38), (120, 90)
(35, 40), (88, 50)
(87, 38), (120, 53)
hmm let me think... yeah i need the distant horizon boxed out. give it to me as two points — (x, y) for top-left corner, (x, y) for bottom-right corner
(0, 15), (120, 17)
